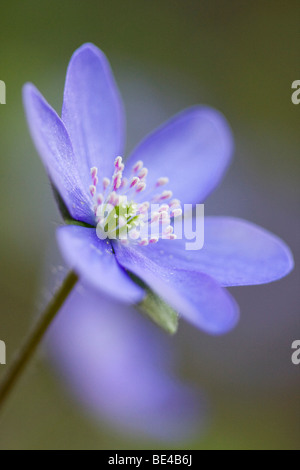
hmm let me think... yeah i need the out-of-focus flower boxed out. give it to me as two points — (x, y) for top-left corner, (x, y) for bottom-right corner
(47, 285), (203, 442)
(23, 43), (293, 334)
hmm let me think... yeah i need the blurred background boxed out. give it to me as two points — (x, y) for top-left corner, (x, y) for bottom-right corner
(0, 0), (299, 449)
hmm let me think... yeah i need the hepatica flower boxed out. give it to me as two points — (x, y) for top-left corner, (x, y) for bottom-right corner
(23, 43), (293, 334)
(22, 43), (293, 439)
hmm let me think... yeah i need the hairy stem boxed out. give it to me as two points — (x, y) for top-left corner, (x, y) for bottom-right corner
(0, 270), (78, 412)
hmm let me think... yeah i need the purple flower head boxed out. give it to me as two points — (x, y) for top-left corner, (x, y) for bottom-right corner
(23, 43), (294, 335)
(23, 43), (294, 443)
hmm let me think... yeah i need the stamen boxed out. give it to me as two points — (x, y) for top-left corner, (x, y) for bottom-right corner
(133, 160), (143, 173)
(130, 177), (139, 188)
(91, 158), (181, 246)
(97, 194), (104, 205)
(150, 212), (160, 223)
(164, 225), (174, 235)
(114, 156), (123, 170)
(156, 177), (169, 187)
(138, 202), (150, 214)
(139, 238), (149, 246)
(90, 167), (98, 179)
(169, 199), (180, 209)
(103, 177), (110, 191)
(159, 204), (169, 213)
(159, 211), (169, 221)
(113, 171), (122, 190)
(120, 177), (127, 189)
(89, 185), (96, 197)
(159, 190), (173, 201)
(171, 208), (182, 218)
(107, 192), (118, 205)
(136, 181), (146, 193)
(138, 167), (148, 180)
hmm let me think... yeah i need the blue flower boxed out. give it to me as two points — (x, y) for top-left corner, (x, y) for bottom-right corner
(23, 42), (293, 335)
(23, 42), (294, 443)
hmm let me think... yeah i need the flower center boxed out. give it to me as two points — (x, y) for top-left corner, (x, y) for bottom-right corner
(89, 157), (182, 246)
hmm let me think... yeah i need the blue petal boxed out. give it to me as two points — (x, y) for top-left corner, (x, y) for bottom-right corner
(23, 83), (94, 224)
(62, 43), (125, 189)
(136, 217), (294, 287)
(57, 225), (144, 304)
(125, 106), (233, 204)
(114, 243), (239, 335)
(46, 287), (203, 442)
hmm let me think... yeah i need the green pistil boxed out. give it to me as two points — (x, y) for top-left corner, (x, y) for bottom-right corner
(102, 201), (140, 239)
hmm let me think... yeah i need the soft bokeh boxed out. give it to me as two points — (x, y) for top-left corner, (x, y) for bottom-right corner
(46, 281), (204, 443)
(0, 0), (299, 449)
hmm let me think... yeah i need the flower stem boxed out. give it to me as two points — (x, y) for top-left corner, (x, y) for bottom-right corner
(0, 270), (78, 412)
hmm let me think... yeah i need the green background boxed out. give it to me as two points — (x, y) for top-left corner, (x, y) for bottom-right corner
(0, 0), (299, 449)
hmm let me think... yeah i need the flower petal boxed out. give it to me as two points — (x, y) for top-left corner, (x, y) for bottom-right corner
(57, 225), (144, 304)
(62, 43), (125, 188)
(125, 106), (233, 204)
(114, 243), (239, 335)
(46, 287), (203, 442)
(135, 217), (294, 287)
(23, 83), (94, 224)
